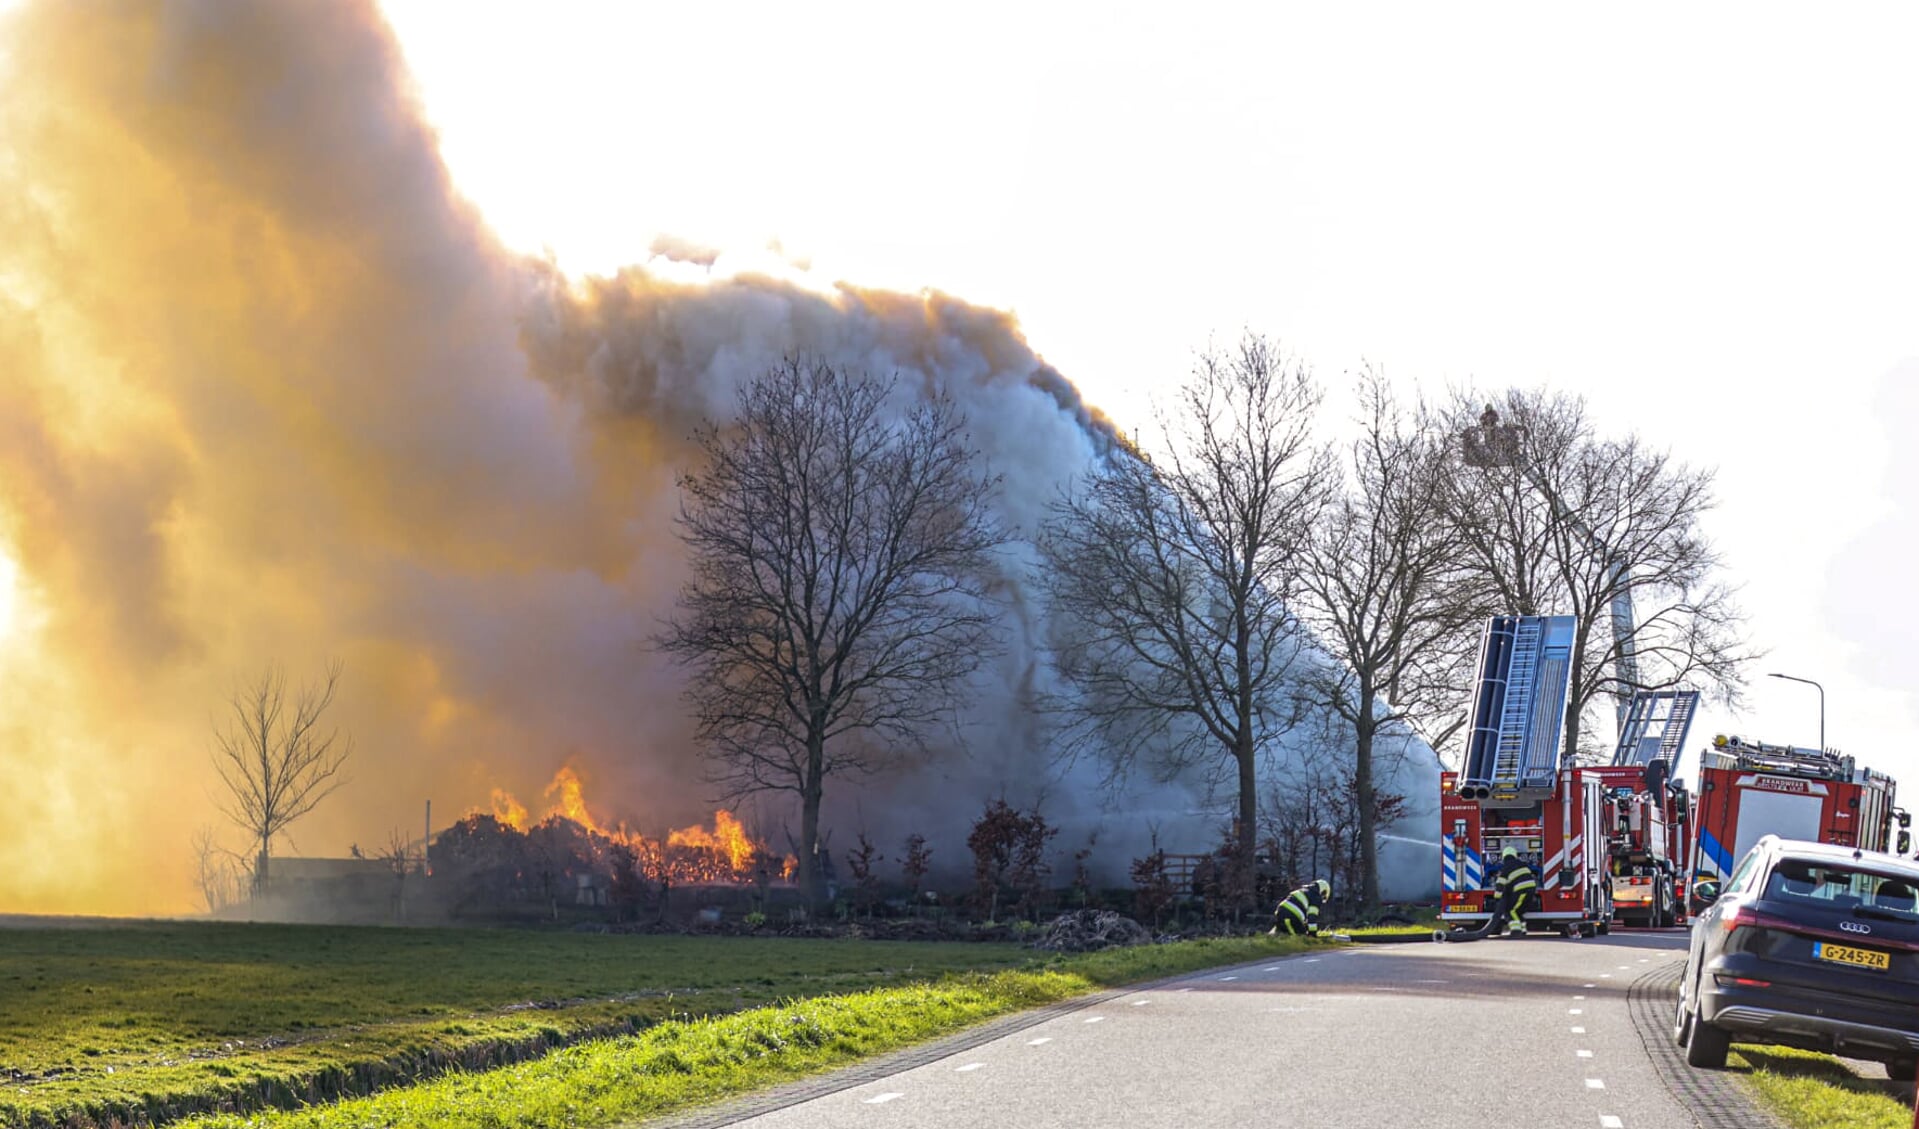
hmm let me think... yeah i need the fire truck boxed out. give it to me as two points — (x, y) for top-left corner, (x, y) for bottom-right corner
(1439, 616), (1703, 936)
(1686, 732), (1910, 912)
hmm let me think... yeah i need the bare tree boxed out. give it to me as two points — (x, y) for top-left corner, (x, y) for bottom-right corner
(660, 356), (1009, 908)
(211, 662), (352, 896)
(1041, 335), (1330, 899)
(191, 825), (249, 915)
(1436, 389), (1751, 760)
(1294, 369), (1483, 910)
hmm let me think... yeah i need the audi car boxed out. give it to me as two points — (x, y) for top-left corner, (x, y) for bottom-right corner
(1673, 834), (1919, 1076)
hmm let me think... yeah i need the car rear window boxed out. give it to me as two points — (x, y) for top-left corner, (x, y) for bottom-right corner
(1763, 858), (1919, 919)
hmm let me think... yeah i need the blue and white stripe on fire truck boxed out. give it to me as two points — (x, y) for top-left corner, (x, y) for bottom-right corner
(1697, 827), (1733, 880)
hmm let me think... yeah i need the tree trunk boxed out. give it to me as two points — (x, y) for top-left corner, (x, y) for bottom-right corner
(255, 845), (269, 898)
(800, 729), (826, 913)
(1236, 726), (1258, 909)
(1355, 704), (1380, 913)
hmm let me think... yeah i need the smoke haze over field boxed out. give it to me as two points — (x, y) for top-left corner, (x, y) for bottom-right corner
(0, 0), (1182, 914)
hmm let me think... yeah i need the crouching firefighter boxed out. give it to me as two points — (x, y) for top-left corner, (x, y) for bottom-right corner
(1270, 878), (1330, 936)
(1492, 847), (1539, 937)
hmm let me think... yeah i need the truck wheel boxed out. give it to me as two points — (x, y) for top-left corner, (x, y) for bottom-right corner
(1685, 1016), (1731, 1069)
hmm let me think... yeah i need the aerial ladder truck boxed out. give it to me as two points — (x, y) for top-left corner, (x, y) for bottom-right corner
(1439, 617), (1706, 939)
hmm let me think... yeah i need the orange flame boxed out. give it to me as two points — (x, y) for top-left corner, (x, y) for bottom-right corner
(490, 788), (528, 831)
(668, 809), (756, 873)
(469, 767), (797, 884)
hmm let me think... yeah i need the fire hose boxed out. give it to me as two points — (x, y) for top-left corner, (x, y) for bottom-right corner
(1432, 890), (1531, 943)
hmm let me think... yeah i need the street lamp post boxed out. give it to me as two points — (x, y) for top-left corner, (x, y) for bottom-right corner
(1767, 672), (1825, 753)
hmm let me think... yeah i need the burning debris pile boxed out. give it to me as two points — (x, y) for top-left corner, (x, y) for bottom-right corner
(428, 768), (795, 917)
(1027, 909), (1154, 953)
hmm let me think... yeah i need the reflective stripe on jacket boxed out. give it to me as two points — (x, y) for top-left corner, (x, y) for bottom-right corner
(1496, 863), (1538, 896)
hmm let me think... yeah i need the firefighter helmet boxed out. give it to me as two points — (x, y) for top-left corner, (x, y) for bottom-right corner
(1314, 878), (1331, 901)
(1502, 846), (1518, 861)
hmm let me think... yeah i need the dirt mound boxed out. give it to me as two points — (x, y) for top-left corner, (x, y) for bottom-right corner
(1029, 909), (1154, 952)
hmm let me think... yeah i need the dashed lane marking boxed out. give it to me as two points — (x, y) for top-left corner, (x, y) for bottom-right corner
(1130, 1000), (1150, 1007)
(1262, 965), (1284, 971)
(864, 1093), (903, 1105)
(1220, 975), (1239, 981)
(955, 1063), (984, 1073)
(1303, 958), (1321, 963)
(1577, 1050), (1594, 1058)
(1027, 1037), (1052, 1046)
(1571, 1027), (1586, 1034)
(1084, 1016), (1105, 1024)
(1574, 995), (1587, 1000)
(1586, 1078), (1606, 1089)
(1584, 983), (1596, 988)
(1600, 1117), (1624, 1128)
(1569, 1008), (1584, 1015)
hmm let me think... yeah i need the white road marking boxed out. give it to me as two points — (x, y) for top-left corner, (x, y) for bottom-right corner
(1415, 979), (1450, 984)
(1263, 965), (1284, 971)
(1571, 1026), (1586, 1034)
(1569, 1008), (1584, 1015)
(1617, 965), (1631, 970)
(1577, 1050), (1593, 1058)
(955, 1063), (985, 1073)
(1177, 987), (1194, 993)
(1130, 1000), (1150, 1007)
(1599, 974), (1612, 979)
(1638, 958), (1649, 963)
(1220, 975), (1239, 981)
(1027, 1037), (1052, 1046)
(865, 1093), (904, 1104)
(1574, 995), (1586, 1000)
(1586, 1078), (1606, 1089)
(1600, 1116), (1624, 1128)
(1584, 983), (1596, 988)
(1303, 958), (1321, 963)
(1084, 1016), (1106, 1024)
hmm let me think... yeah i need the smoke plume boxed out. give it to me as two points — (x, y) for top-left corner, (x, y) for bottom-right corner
(0, 0), (1189, 914)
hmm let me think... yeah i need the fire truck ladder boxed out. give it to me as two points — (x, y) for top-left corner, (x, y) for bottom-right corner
(1610, 690), (1700, 769)
(1459, 615), (1576, 803)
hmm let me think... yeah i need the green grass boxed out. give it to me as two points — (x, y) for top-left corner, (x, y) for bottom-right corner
(1733, 1046), (1914, 1129)
(0, 921), (1037, 1129)
(173, 934), (1318, 1129)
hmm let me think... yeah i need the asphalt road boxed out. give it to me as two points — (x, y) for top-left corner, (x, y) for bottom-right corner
(694, 931), (1719, 1129)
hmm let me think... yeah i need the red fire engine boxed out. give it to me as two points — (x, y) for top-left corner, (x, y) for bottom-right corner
(1439, 616), (1702, 937)
(1686, 733), (1909, 911)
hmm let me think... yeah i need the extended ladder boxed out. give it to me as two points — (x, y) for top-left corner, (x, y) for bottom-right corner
(1610, 690), (1700, 769)
(1459, 615), (1577, 804)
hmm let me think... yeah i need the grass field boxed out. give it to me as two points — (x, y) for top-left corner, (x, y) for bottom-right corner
(1734, 1046), (1916, 1129)
(0, 921), (1315, 1129)
(0, 920), (1038, 1129)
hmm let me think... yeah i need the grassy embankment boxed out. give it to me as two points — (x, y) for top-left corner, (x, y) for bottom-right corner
(2, 921), (1319, 1129)
(1734, 1046), (1915, 1129)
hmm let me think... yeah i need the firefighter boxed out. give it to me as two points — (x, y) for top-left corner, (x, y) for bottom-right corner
(1270, 878), (1330, 936)
(1492, 847), (1539, 936)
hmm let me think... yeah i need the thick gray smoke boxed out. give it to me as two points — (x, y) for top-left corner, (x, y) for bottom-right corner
(0, 0), (1435, 913)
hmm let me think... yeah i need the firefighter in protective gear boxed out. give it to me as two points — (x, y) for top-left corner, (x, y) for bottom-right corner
(1492, 847), (1539, 936)
(1270, 878), (1329, 936)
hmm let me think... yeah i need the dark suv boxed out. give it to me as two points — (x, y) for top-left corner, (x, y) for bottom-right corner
(1674, 835), (1919, 1076)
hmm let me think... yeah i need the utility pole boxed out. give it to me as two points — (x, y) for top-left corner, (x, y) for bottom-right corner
(1767, 673), (1825, 753)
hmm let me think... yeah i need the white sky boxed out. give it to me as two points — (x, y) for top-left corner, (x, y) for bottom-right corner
(381, 1), (1919, 790)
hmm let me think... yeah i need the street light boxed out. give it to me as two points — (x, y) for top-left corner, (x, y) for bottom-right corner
(1767, 672), (1825, 753)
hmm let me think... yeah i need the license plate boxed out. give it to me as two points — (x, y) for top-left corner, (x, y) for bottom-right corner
(1814, 941), (1891, 971)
